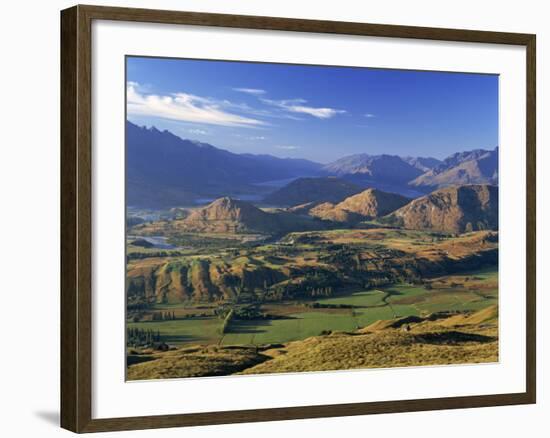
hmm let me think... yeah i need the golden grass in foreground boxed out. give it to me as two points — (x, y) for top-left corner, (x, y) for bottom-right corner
(241, 324), (496, 375)
(127, 345), (269, 380)
(127, 306), (498, 380)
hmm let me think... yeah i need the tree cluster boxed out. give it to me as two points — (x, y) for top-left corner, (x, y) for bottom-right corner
(127, 327), (161, 346)
(152, 311), (177, 321)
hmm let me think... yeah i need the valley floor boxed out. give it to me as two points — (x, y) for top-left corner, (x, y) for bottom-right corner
(127, 268), (497, 347)
(127, 268), (498, 380)
(127, 303), (498, 380)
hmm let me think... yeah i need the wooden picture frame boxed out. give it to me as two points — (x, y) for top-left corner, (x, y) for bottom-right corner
(61, 4), (536, 433)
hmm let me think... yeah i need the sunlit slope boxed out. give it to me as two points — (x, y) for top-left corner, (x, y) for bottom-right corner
(127, 306), (498, 380)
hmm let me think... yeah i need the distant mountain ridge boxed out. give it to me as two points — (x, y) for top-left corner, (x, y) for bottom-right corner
(321, 148), (498, 197)
(320, 153), (441, 198)
(126, 121), (323, 207)
(434, 148), (497, 172)
(322, 154), (424, 185)
(402, 156), (443, 172)
(409, 148), (498, 190)
(126, 121), (498, 209)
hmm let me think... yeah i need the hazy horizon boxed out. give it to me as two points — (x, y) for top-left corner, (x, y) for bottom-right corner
(127, 119), (498, 166)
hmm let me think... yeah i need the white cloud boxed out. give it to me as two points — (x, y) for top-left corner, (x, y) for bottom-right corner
(232, 133), (267, 140)
(127, 82), (266, 128)
(233, 87), (266, 95)
(261, 98), (346, 119)
(275, 145), (300, 150)
(364, 113), (376, 118)
(290, 105), (346, 119)
(187, 128), (209, 135)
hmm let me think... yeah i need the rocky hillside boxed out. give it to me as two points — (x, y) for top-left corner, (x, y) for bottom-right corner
(126, 229), (498, 305)
(182, 197), (273, 233)
(287, 201), (363, 223)
(402, 156), (443, 172)
(334, 188), (410, 218)
(263, 177), (362, 206)
(133, 197), (325, 236)
(409, 148), (498, 189)
(323, 154), (424, 185)
(287, 188), (410, 223)
(387, 184), (498, 233)
(308, 202), (364, 223)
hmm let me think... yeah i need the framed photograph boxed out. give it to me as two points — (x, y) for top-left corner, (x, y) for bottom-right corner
(60, 5), (536, 433)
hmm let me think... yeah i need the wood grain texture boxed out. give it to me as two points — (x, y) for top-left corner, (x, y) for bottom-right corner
(78, 4), (534, 44)
(60, 5), (78, 432)
(60, 4), (537, 433)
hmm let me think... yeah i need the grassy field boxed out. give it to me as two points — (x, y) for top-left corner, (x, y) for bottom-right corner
(128, 317), (222, 345)
(127, 267), (497, 347)
(127, 305), (499, 380)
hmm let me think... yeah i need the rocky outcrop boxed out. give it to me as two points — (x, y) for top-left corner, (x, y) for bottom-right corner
(334, 188), (410, 219)
(289, 188), (410, 224)
(387, 184), (498, 233)
(182, 197), (272, 233)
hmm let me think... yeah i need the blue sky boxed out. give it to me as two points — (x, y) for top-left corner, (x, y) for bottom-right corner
(127, 56), (498, 163)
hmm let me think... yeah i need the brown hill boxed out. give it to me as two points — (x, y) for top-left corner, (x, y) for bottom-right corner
(309, 202), (364, 223)
(263, 177), (362, 206)
(182, 197), (273, 233)
(239, 311), (497, 375)
(126, 228), (498, 306)
(289, 188), (410, 223)
(334, 188), (410, 218)
(171, 197), (325, 235)
(387, 184), (498, 233)
(363, 305), (498, 332)
(285, 201), (359, 223)
(438, 305), (498, 327)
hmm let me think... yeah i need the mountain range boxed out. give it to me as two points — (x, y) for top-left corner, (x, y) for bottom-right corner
(322, 154), (425, 185)
(126, 121), (322, 207)
(126, 121), (498, 208)
(133, 183), (498, 235)
(402, 156), (443, 172)
(409, 148), (498, 190)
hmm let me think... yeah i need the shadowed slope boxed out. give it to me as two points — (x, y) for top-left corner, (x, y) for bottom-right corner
(263, 177), (362, 206)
